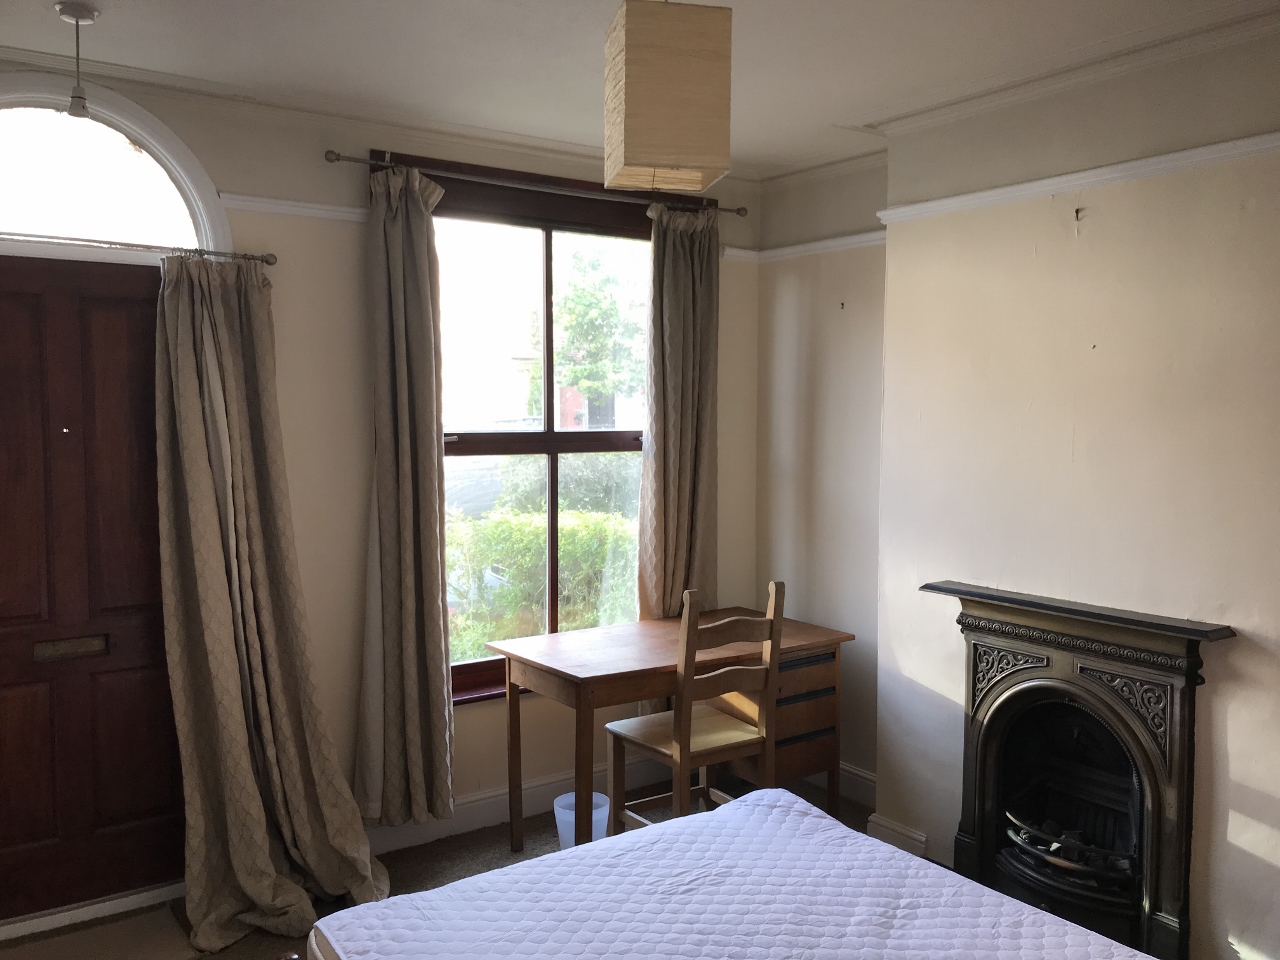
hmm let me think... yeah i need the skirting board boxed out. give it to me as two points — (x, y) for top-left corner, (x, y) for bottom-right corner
(867, 813), (928, 858)
(803, 761), (876, 809)
(0, 881), (185, 944)
(366, 757), (669, 855)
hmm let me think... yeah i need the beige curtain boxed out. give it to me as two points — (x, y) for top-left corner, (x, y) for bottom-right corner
(353, 167), (455, 826)
(156, 257), (388, 953)
(639, 204), (720, 620)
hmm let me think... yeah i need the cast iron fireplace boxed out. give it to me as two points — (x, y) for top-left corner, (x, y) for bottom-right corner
(921, 581), (1234, 960)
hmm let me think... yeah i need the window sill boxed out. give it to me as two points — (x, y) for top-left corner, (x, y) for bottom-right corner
(453, 682), (508, 706)
(453, 682), (532, 706)
(451, 655), (529, 706)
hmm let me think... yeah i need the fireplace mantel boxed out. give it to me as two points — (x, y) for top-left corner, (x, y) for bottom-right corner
(921, 580), (1234, 960)
(920, 580), (1235, 643)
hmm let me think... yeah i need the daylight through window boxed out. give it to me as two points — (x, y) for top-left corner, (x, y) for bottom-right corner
(0, 107), (196, 247)
(438, 217), (650, 665)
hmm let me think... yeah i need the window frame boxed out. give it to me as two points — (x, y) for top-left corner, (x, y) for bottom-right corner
(379, 151), (711, 703)
(0, 74), (233, 257)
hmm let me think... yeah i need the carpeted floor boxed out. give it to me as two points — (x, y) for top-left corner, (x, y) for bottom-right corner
(0, 810), (566, 960)
(1, 783), (869, 960)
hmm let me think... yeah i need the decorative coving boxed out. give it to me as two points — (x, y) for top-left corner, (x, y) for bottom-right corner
(956, 614), (1190, 671)
(878, 128), (1280, 226)
(872, 11), (1280, 137)
(972, 641), (1047, 704)
(722, 228), (887, 264)
(1079, 666), (1171, 762)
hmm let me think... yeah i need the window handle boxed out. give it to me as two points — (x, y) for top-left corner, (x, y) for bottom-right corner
(444, 435), (459, 443)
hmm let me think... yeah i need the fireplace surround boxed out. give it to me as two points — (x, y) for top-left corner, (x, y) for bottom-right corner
(921, 581), (1234, 960)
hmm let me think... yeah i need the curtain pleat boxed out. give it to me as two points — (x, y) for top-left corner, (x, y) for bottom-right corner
(353, 167), (455, 826)
(156, 257), (388, 953)
(639, 204), (720, 622)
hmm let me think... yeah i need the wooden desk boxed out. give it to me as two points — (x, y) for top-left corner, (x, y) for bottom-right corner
(486, 608), (853, 850)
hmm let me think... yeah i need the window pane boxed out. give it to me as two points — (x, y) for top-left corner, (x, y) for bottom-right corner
(445, 456), (547, 662)
(557, 452), (640, 631)
(437, 218), (544, 432)
(552, 231), (650, 431)
(0, 108), (197, 247)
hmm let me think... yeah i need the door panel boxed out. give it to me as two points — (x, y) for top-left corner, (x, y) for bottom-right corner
(92, 666), (181, 829)
(0, 294), (49, 626)
(85, 299), (162, 614)
(0, 255), (182, 920)
(0, 683), (57, 848)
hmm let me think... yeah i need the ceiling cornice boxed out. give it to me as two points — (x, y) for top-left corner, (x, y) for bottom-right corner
(761, 151), (888, 191)
(0, 44), (611, 168)
(714, 8), (1280, 191)
(877, 128), (1280, 225)
(3, 7), (1276, 191)
(0, 44), (767, 190)
(870, 9), (1280, 137)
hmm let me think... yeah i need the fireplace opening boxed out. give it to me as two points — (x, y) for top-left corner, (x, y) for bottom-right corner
(993, 700), (1143, 944)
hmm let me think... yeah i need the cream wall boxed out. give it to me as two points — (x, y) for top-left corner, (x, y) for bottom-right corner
(756, 243), (885, 785)
(878, 152), (1280, 959)
(717, 256), (761, 607)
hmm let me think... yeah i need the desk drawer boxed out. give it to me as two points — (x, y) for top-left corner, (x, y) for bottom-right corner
(728, 727), (837, 783)
(775, 687), (838, 741)
(778, 650), (838, 699)
(723, 644), (840, 786)
(774, 728), (838, 782)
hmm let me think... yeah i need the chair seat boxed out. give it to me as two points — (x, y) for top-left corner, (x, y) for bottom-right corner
(605, 703), (763, 761)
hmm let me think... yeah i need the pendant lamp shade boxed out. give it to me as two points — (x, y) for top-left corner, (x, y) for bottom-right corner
(604, 0), (732, 193)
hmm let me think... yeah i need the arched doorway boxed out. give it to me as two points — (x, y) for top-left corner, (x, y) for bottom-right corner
(0, 73), (229, 921)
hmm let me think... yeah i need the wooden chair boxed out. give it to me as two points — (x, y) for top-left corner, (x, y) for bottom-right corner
(604, 582), (784, 833)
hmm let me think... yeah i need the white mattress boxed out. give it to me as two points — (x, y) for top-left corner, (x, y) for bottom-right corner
(310, 789), (1148, 959)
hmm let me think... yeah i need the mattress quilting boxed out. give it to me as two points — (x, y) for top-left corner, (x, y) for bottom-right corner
(312, 788), (1148, 959)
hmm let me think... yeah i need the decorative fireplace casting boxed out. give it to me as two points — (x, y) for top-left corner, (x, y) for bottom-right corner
(921, 581), (1234, 960)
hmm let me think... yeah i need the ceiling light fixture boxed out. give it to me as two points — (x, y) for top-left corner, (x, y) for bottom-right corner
(54, 1), (99, 118)
(603, 0), (732, 193)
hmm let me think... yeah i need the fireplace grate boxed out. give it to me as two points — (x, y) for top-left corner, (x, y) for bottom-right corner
(997, 750), (1141, 917)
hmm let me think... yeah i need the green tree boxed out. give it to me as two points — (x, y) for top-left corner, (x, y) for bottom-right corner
(554, 251), (644, 428)
(526, 308), (542, 419)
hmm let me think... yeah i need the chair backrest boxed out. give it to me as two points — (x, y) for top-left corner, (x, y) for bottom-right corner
(672, 582), (785, 763)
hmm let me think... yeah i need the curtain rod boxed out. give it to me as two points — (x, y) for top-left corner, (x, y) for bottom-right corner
(324, 150), (749, 217)
(0, 230), (277, 264)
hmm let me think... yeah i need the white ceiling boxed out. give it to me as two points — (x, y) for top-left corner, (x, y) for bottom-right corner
(1, 0), (1276, 179)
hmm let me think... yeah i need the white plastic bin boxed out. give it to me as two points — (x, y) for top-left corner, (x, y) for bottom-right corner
(553, 791), (609, 849)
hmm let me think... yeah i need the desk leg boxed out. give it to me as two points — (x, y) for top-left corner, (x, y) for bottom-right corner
(574, 690), (593, 845)
(506, 661), (523, 852)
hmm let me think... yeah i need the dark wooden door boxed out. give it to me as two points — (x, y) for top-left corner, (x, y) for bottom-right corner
(0, 255), (182, 919)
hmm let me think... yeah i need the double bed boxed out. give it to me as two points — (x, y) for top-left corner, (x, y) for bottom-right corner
(310, 789), (1147, 959)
